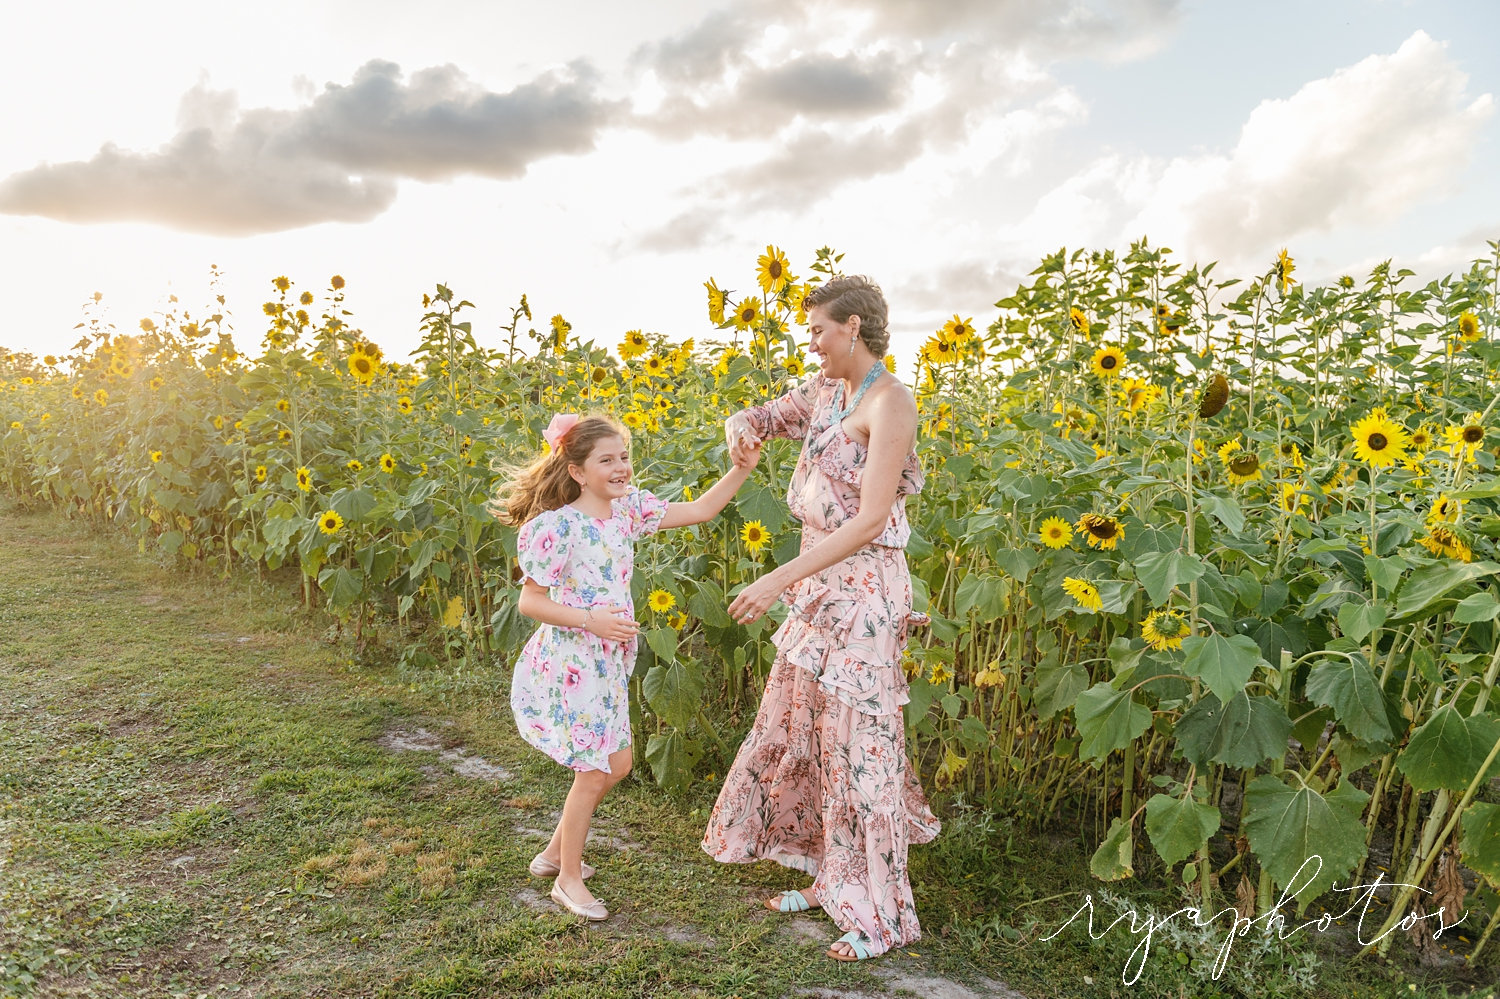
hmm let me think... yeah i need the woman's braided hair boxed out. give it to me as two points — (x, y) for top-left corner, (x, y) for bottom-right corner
(803, 275), (890, 356)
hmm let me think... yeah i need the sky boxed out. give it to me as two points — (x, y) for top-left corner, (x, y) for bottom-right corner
(1, 0), (1497, 371)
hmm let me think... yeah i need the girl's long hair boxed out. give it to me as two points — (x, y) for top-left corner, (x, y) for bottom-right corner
(491, 415), (628, 527)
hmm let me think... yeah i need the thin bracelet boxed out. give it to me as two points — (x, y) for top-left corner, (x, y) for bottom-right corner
(580, 607), (592, 630)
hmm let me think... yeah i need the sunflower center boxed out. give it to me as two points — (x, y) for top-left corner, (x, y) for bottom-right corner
(1229, 455), (1260, 475)
(1088, 520), (1118, 539)
(1368, 433), (1388, 450)
(1463, 427), (1484, 444)
(1101, 356), (1117, 369)
(769, 262), (782, 279)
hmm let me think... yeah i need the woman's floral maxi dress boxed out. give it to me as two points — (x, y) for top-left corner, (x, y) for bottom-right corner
(511, 488), (667, 774)
(701, 375), (941, 955)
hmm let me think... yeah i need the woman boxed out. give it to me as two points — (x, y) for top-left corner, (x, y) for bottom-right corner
(701, 275), (940, 962)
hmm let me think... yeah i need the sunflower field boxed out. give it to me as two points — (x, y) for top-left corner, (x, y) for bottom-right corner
(4, 240), (1500, 963)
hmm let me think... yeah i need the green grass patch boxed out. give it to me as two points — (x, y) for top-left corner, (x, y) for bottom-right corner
(0, 498), (1494, 998)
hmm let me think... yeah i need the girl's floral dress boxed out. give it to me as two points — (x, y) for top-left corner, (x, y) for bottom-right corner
(701, 375), (941, 956)
(511, 487), (667, 774)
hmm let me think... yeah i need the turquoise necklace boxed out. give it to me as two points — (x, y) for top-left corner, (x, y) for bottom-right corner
(831, 361), (885, 422)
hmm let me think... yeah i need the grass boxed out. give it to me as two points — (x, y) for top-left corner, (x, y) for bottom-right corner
(0, 497), (1495, 998)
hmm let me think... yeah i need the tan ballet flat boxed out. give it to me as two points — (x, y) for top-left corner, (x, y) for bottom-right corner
(551, 880), (609, 921)
(529, 853), (595, 879)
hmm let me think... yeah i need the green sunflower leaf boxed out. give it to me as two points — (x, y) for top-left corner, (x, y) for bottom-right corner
(1144, 792), (1220, 868)
(1460, 802), (1500, 886)
(1396, 705), (1497, 791)
(1175, 692), (1292, 768)
(1180, 632), (1263, 704)
(1241, 775), (1369, 910)
(1089, 816), (1134, 881)
(1074, 683), (1152, 762)
(1133, 550), (1208, 606)
(1304, 655), (1394, 744)
(1392, 561), (1500, 621)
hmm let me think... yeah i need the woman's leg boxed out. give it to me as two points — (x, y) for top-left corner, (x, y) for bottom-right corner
(553, 745), (633, 905)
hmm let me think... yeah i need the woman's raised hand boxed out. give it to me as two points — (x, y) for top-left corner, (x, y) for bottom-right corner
(584, 605), (639, 642)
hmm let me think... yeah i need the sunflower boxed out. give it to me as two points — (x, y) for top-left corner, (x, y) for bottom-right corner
(397, 396), (414, 415)
(1418, 525), (1473, 562)
(255, 465), (268, 482)
(346, 459), (363, 472)
(776, 282), (805, 324)
(149, 450), (163, 463)
(1069, 306), (1088, 332)
(652, 395), (671, 413)
(1428, 493), (1463, 525)
(43, 355), (57, 366)
(1274, 249), (1297, 293)
(1142, 610), (1190, 651)
(667, 610), (687, 630)
(1090, 346), (1125, 379)
(740, 520), (771, 555)
(1120, 378), (1160, 416)
(148, 376), (163, 391)
(941, 315), (975, 344)
(705, 279), (728, 325)
(94, 388), (108, 405)
(784, 355), (805, 377)
(733, 298), (761, 331)
(1350, 409), (1409, 467)
(647, 589), (676, 614)
(379, 453), (396, 474)
(643, 354), (667, 378)
(1198, 372), (1230, 418)
(1278, 482), (1308, 514)
(1038, 516), (1073, 549)
(1076, 513), (1124, 550)
(619, 330), (650, 360)
(1226, 452), (1262, 486)
(923, 336), (960, 365)
(1445, 417), (1487, 462)
(974, 660), (1005, 690)
(276, 398), (290, 413)
(757, 245), (792, 294)
(1409, 424), (1433, 454)
(318, 510), (344, 535)
(296, 467), (312, 492)
(278, 429), (292, 442)
(273, 275), (291, 292)
(549, 314), (572, 350)
(621, 410), (646, 430)
(347, 350), (378, 384)
(883, 354), (897, 374)
(1062, 577), (1103, 613)
(1458, 311), (1481, 343)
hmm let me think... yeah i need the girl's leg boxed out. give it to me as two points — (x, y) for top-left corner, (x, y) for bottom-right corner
(553, 746), (633, 906)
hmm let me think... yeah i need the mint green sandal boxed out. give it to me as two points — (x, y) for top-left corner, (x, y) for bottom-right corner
(828, 930), (874, 961)
(765, 889), (813, 913)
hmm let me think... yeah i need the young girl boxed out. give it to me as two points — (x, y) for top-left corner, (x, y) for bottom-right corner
(494, 412), (758, 921)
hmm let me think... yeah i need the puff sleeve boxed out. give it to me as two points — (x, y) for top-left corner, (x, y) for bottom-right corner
(516, 510), (572, 588)
(741, 376), (822, 442)
(619, 487), (668, 540)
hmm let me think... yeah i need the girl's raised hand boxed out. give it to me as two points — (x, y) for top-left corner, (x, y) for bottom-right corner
(585, 605), (639, 642)
(726, 412), (762, 467)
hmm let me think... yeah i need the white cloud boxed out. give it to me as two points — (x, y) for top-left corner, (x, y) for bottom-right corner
(1103, 31), (1494, 268)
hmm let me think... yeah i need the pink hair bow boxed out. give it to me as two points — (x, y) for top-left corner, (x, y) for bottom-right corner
(543, 413), (580, 451)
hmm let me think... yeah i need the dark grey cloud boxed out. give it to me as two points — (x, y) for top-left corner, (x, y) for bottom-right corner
(0, 60), (621, 235)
